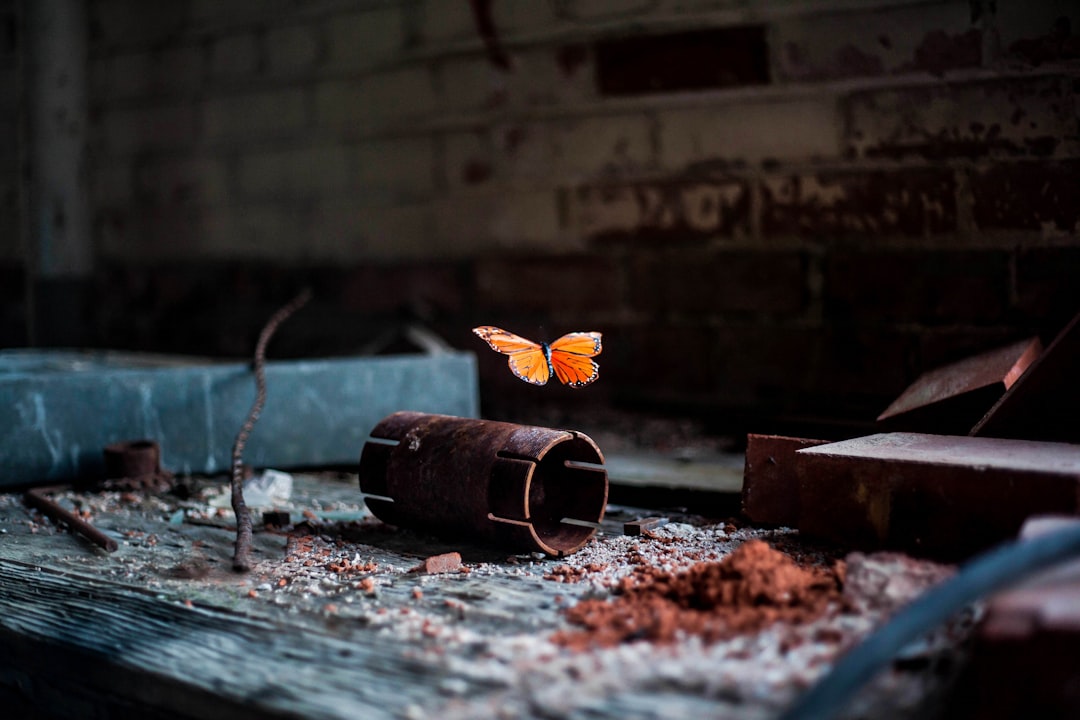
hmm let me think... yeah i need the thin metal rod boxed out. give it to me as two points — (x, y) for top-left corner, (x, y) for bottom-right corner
(231, 288), (312, 571)
(24, 487), (118, 553)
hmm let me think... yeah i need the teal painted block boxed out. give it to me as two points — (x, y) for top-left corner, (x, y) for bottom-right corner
(0, 350), (479, 487)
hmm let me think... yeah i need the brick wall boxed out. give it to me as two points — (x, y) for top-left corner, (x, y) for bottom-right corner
(9, 0), (1080, 433)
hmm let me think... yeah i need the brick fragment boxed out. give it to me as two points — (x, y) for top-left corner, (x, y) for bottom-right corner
(741, 434), (828, 526)
(795, 433), (1080, 560)
(418, 552), (462, 575)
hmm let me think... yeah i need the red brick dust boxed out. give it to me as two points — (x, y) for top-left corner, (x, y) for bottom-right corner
(545, 562), (609, 583)
(553, 539), (844, 649)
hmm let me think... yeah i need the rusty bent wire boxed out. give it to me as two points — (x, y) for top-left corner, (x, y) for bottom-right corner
(359, 412), (608, 556)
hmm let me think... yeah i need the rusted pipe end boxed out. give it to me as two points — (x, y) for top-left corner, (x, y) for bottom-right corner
(359, 412), (608, 556)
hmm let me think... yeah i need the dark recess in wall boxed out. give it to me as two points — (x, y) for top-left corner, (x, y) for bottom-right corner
(595, 26), (769, 97)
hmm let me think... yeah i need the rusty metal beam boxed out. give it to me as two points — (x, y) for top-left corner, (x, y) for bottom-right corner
(794, 433), (1080, 560)
(741, 434), (828, 526)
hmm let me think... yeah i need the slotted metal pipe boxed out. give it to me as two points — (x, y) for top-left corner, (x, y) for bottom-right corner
(359, 412), (608, 556)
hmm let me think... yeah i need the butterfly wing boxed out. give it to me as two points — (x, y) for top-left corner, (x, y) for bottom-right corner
(506, 347), (551, 386)
(472, 326), (540, 355)
(548, 332), (602, 358)
(550, 352), (599, 387)
(548, 332), (602, 388)
(472, 326), (551, 386)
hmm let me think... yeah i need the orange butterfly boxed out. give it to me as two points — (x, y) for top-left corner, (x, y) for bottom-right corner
(472, 326), (602, 388)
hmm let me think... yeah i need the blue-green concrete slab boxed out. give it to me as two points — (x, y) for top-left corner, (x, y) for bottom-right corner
(0, 350), (479, 487)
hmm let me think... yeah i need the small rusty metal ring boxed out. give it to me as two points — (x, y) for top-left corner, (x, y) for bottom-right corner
(102, 439), (174, 492)
(104, 439), (162, 481)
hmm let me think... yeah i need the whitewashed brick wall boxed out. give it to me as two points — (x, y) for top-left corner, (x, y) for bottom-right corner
(82, 0), (1077, 269)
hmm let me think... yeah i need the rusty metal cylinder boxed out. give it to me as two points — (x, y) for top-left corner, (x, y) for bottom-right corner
(103, 439), (162, 481)
(359, 412), (608, 556)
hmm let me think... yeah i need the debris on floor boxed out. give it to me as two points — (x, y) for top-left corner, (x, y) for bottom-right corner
(416, 551), (464, 575)
(0, 470), (966, 719)
(23, 486), (119, 553)
(622, 516), (669, 535)
(208, 469), (293, 510)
